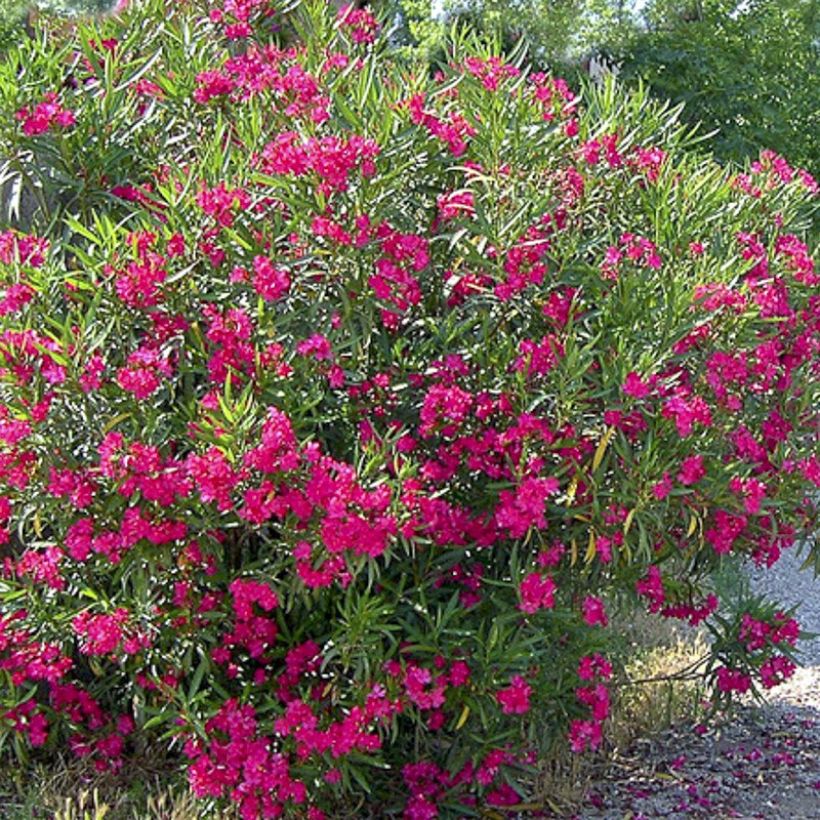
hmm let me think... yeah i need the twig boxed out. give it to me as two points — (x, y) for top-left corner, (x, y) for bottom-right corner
(612, 654), (711, 688)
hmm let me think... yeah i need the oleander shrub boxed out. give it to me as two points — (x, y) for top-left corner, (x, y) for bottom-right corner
(0, 1), (818, 817)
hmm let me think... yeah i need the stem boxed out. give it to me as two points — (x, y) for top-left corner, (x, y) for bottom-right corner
(612, 653), (711, 688)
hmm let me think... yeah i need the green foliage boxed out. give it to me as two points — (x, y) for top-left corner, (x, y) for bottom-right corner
(388, 0), (818, 174)
(0, 1), (26, 54)
(0, 2), (116, 57)
(0, 1), (816, 816)
(616, 0), (820, 175)
(387, 0), (637, 66)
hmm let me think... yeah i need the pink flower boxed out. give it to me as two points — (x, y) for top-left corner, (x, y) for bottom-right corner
(705, 510), (747, 554)
(678, 455), (706, 486)
(568, 718), (602, 753)
(79, 354), (106, 393)
(116, 346), (172, 399)
(496, 675), (531, 715)
(296, 334), (333, 361)
(436, 190), (475, 221)
(730, 476), (768, 514)
(662, 394), (713, 438)
(518, 572), (556, 614)
(72, 609), (129, 656)
(496, 476), (559, 538)
(636, 565), (665, 612)
(652, 472), (673, 500)
(113, 235), (166, 308)
(582, 596), (608, 627)
(186, 447), (240, 511)
(759, 655), (796, 689)
(16, 93), (75, 136)
(576, 682), (610, 721)
(595, 535), (613, 563)
(631, 145), (667, 182)
(229, 578), (279, 619)
(252, 255), (290, 301)
(261, 132), (380, 194)
(577, 653), (612, 681)
(623, 371), (651, 398)
(337, 3), (380, 44)
(407, 94), (477, 157)
(715, 666), (751, 694)
(196, 183), (249, 228)
(514, 335), (564, 377)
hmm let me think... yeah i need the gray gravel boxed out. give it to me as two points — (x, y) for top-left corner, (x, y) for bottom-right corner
(568, 545), (820, 819)
(748, 545), (820, 666)
(579, 682), (820, 819)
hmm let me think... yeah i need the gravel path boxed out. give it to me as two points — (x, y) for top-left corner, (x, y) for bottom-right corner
(748, 545), (820, 665)
(571, 545), (820, 819)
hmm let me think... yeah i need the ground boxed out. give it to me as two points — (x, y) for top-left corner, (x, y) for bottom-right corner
(574, 546), (820, 819)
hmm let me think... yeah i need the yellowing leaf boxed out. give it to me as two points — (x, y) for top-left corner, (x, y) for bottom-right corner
(687, 514), (698, 537)
(592, 426), (615, 472)
(584, 530), (597, 563)
(565, 474), (579, 506)
(621, 539), (632, 562)
(570, 538), (578, 567)
(455, 704), (470, 730)
(102, 412), (131, 434)
(623, 508), (636, 535)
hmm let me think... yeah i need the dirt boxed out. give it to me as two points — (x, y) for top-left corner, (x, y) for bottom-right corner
(572, 667), (820, 819)
(558, 547), (820, 819)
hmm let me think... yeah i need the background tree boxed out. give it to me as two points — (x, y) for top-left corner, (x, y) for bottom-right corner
(1, 1), (115, 52)
(616, 0), (819, 174)
(382, 0), (817, 174)
(2, 1), (817, 199)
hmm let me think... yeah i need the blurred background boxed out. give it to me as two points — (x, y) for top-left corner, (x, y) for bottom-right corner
(1, 1), (817, 174)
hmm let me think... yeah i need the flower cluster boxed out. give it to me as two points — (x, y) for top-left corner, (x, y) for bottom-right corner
(15, 92), (75, 136)
(712, 608), (801, 697)
(0, 1), (816, 817)
(600, 232), (662, 280)
(569, 653), (612, 753)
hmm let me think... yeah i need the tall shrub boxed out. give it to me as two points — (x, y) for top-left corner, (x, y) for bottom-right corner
(0, 1), (817, 816)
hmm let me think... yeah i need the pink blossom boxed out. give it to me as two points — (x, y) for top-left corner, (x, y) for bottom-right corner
(252, 255), (291, 301)
(636, 565), (665, 612)
(116, 346), (172, 399)
(582, 596), (608, 627)
(496, 476), (559, 538)
(569, 718), (602, 753)
(678, 455), (706, 486)
(16, 93), (75, 136)
(496, 675), (532, 715)
(518, 572), (556, 614)
(652, 472), (673, 500)
(715, 666), (751, 694)
(623, 371), (651, 398)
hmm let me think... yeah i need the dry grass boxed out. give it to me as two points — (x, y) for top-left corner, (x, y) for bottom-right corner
(532, 605), (710, 816)
(0, 754), (213, 820)
(608, 607), (710, 751)
(51, 787), (202, 820)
